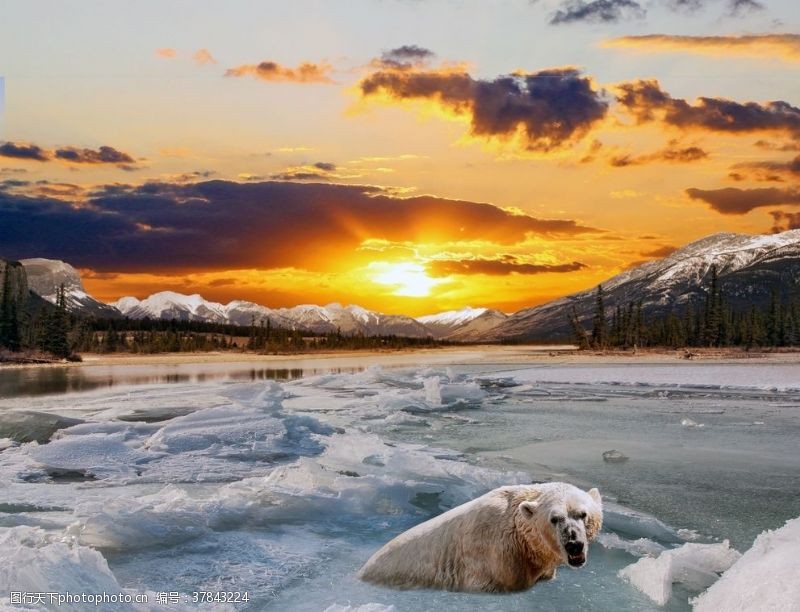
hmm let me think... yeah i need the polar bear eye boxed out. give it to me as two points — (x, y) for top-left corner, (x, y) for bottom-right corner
(550, 515), (563, 525)
(578, 511), (587, 520)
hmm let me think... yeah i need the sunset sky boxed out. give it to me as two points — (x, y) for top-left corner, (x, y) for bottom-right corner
(1, 0), (799, 315)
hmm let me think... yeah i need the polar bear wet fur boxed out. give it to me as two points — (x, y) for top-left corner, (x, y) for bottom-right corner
(359, 482), (602, 592)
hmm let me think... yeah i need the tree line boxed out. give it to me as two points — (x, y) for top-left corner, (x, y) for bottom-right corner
(570, 266), (800, 350)
(74, 316), (444, 355)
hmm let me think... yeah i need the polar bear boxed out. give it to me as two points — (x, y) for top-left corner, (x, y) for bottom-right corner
(358, 482), (602, 592)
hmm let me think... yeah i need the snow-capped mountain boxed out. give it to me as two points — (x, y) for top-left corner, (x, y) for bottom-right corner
(113, 292), (431, 337)
(271, 303), (430, 336)
(112, 292), (228, 323)
(21, 258), (121, 318)
(417, 307), (508, 341)
(487, 230), (800, 342)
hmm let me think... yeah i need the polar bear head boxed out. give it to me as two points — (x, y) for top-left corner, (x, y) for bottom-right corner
(515, 483), (603, 569)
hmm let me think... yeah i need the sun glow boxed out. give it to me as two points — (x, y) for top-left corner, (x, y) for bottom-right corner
(367, 261), (441, 297)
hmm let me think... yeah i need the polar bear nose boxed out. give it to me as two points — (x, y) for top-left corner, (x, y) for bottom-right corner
(565, 541), (584, 555)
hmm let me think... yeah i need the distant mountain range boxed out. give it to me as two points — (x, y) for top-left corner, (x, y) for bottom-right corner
(17, 259), (496, 340)
(111, 293), (434, 338)
(15, 230), (800, 342)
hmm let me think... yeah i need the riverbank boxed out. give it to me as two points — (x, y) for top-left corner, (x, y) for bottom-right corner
(2, 344), (799, 370)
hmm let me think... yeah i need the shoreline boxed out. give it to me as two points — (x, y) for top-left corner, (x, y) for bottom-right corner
(3, 344), (800, 370)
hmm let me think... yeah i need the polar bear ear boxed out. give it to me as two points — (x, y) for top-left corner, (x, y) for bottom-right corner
(587, 488), (602, 505)
(519, 500), (540, 519)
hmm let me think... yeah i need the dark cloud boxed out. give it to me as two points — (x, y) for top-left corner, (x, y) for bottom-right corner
(208, 278), (237, 287)
(729, 155), (800, 182)
(428, 257), (587, 276)
(0, 179), (30, 190)
(686, 186), (800, 214)
(313, 162), (337, 172)
(755, 140), (800, 152)
(617, 80), (800, 138)
(664, 0), (703, 11)
(0, 180), (602, 272)
(641, 245), (677, 257)
(271, 170), (330, 181)
(544, 0), (766, 24)
(225, 61), (334, 83)
(268, 162), (343, 183)
(769, 210), (800, 233)
(550, 0), (645, 25)
(54, 146), (136, 168)
(360, 67), (608, 152)
(727, 0), (764, 16)
(376, 45), (435, 69)
(1, 141), (140, 168)
(610, 141), (708, 166)
(0, 142), (49, 162)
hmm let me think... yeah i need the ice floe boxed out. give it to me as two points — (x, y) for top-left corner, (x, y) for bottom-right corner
(619, 540), (740, 605)
(692, 516), (800, 612)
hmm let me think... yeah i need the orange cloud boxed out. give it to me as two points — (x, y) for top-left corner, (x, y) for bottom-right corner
(193, 48), (217, 65)
(729, 155), (800, 183)
(155, 48), (177, 59)
(610, 141), (708, 167)
(686, 186), (800, 214)
(427, 257), (586, 276)
(225, 60), (334, 84)
(604, 34), (800, 62)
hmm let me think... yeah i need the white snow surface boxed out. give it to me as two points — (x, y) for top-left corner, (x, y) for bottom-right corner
(692, 517), (800, 612)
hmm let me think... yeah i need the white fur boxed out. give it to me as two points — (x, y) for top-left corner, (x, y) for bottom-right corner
(358, 482), (603, 592)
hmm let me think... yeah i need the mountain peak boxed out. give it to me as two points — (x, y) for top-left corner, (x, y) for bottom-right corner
(21, 258), (121, 318)
(417, 306), (507, 340)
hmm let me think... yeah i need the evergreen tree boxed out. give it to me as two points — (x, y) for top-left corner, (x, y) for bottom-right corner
(0, 264), (21, 352)
(567, 306), (589, 349)
(102, 324), (121, 353)
(703, 265), (721, 346)
(591, 285), (606, 349)
(766, 289), (782, 347)
(39, 285), (71, 358)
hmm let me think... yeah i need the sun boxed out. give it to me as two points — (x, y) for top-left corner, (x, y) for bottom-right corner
(367, 261), (440, 297)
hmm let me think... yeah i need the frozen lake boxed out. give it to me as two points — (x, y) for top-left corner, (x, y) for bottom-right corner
(1, 356), (798, 610)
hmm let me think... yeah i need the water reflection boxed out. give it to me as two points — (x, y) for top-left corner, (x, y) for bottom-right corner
(0, 364), (361, 399)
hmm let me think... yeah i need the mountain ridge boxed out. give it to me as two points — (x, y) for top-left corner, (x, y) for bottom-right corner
(485, 229), (800, 342)
(17, 229), (800, 342)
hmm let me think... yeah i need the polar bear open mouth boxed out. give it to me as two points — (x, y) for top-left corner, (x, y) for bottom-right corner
(565, 540), (587, 567)
(567, 551), (586, 567)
